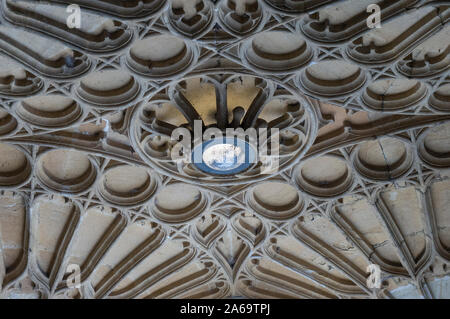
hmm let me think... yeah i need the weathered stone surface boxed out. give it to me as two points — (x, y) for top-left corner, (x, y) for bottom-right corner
(0, 0), (449, 300)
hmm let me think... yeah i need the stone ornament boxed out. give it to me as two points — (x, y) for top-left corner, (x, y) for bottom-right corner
(0, 0), (449, 299)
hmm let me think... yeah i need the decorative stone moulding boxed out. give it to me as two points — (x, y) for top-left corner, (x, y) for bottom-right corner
(0, 143), (32, 187)
(36, 149), (97, 194)
(98, 164), (158, 207)
(347, 7), (448, 65)
(427, 179), (450, 261)
(243, 257), (341, 298)
(0, 54), (42, 96)
(213, 233), (250, 280)
(151, 182), (208, 223)
(300, 0), (418, 43)
(298, 60), (366, 98)
(330, 197), (408, 276)
(361, 79), (428, 111)
(429, 83), (450, 111)
(418, 122), (450, 168)
(397, 25), (450, 78)
(243, 31), (313, 73)
(0, 26), (90, 78)
(76, 70), (140, 109)
(218, 0), (264, 35)
(192, 213), (227, 248)
(247, 180), (304, 220)
(29, 195), (82, 290)
(126, 34), (196, 78)
(15, 95), (84, 129)
(192, 135), (258, 175)
(1, 0), (450, 300)
(3, 0), (133, 53)
(262, 236), (365, 296)
(264, 0), (333, 14)
(353, 137), (413, 181)
(375, 187), (434, 276)
(292, 213), (372, 289)
(50, 0), (168, 18)
(0, 191), (28, 287)
(0, 108), (19, 137)
(295, 155), (353, 198)
(286, 2), (450, 115)
(231, 211), (266, 246)
(168, 0), (214, 38)
(131, 73), (315, 186)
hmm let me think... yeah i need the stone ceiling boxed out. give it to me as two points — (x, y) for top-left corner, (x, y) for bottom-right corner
(0, 0), (449, 299)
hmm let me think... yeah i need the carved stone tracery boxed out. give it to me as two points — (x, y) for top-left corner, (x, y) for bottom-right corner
(0, 0), (449, 299)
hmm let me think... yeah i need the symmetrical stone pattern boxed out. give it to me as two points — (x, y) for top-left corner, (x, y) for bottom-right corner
(0, 0), (449, 299)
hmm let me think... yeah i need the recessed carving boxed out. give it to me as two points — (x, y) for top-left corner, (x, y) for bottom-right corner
(0, 108), (18, 137)
(50, 0), (167, 18)
(0, 0), (448, 300)
(218, 0), (263, 35)
(354, 137), (413, 180)
(127, 34), (194, 78)
(398, 25), (450, 78)
(0, 54), (42, 96)
(0, 192), (27, 285)
(347, 7), (445, 64)
(88, 220), (165, 298)
(419, 122), (450, 167)
(168, 0), (213, 37)
(0, 26), (90, 78)
(30, 195), (81, 287)
(77, 70), (140, 108)
(193, 213), (226, 248)
(3, 0), (132, 52)
(0, 143), (31, 187)
(16, 95), (83, 128)
(429, 180), (450, 258)
(301, 0), (417, 42)
(264, 0), (333, 13)
(132, 74), (314, 186)
(378, 187), (431, 266)
(152, 183), (207, 223)
(295, 155), (353, 197)
(362, 79), (427, 111)
(244, 31), (312, 72)
(264, 236), (364, 295)
(333, 197), (405, 274)
(248, 181), (303, 219)
(429, 83), (450, 111)
(299, 60), (366, 97)
(36, 149), (96, 194)
(99, 165), (157, 207)
(213, 232), (249, 280)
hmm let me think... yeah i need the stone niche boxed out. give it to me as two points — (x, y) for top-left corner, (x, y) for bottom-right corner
(0, 0), (449, 300)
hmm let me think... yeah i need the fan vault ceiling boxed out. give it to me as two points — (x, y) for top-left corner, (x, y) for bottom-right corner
(0, 0), (449, 299)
